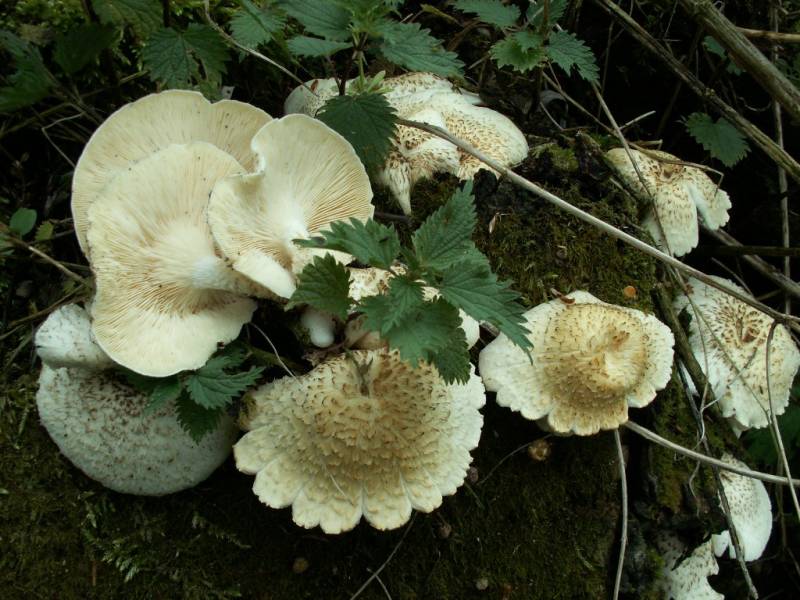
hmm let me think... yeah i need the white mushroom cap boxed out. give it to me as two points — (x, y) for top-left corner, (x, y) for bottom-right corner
(87, 142), (259, 377)
(37, 365), (238, 496)
(606, 148), (731, 257)
(711, 454), (772, 561)
(675, 276), (800, 429)
(283, 78), (340, 116)
(300, 307), (336, 348)
(207, 114), (374, 299)
(658, 534), (723, 600)
(72, 90), (271, 256)
(35, 304), (114, 370)
(383, 72), (481, 106)
(479, 291), (674, 435)
(234, 348), (485, 534)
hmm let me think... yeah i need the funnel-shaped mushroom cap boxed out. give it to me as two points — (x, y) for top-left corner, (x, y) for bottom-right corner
(606, 148), (731, 257)
(87, 142), (259, 377)
(479, 291), (674, 435)
(711, 454), (772, 561)
(37, 365), (238, 495)
(208, 114), (374, 299)
(658, 534), (723, 600)
(675, 276), (800, 429)
(72, 90), (271, 256)
(234, 349), (485, 534)
(35, 304), (113, 370)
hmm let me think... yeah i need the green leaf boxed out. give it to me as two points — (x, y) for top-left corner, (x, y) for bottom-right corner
(412, 182), (483, 272)
(684, 112), (750, 167)
(288, 253), (352, 320)
(378, 21), (464, 77)
(703, 36), (742, 75)
(9, 208), (37, 236)
(230, 0), (287, 49)
(174, 393), (225, 443)
(0, 31), (53, 113)
(279, 0), (351, 41)
(744, 404), (800, 465)
(359, 276), (425, 335)
(92, 0), (162, 37)
(147, 378), (183, 412)
(454, 0), (520, 28)
(34, 220), (54, 242)
(546, 30), (599, 83)
(428, 326), (470, 384)
(185, 363), (263, 410)
(317, 92), (398, 170)
(527, 0), (568, 28)
(201, 342), (249, 372)
(379, 298), (463, 365)
(142, 25), (229, 88)
(490, 32), (546, 73)
(287, 35), (351, 57)
(53, 24), (118, 75)
(437, 261), (531, 351)
(298, 218), (401, 269)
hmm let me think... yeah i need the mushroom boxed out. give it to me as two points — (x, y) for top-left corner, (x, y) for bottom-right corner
(86, 142), (260, 377)
(35, 303), (113, 370)
(37, 364), (238, 496)
(674, 276), (800, 430)
(234, 348), (485, 533)
(72, 89), (271, 256)
(479, 291), (674, 435)
(207, 114), (374, 299)
(711, 454), (772, 561)
(605, 148), (731, 257)
(657, 534), (723, 600)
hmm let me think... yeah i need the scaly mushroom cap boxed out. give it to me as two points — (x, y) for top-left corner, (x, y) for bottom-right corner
(35, 303), (113, 370)
(207, 114), (374, 299)
(37, 365), (238, 496)
(606, 148), (731, 257)
(479, 291), (674, 435)
(234, 348), (485, 534)
(657, 534), (723, 600)
(87, 143), (259, 377)
(675, 276), (800, 429)
(711, 454), (772, 561)
(72, 89), (271, 256)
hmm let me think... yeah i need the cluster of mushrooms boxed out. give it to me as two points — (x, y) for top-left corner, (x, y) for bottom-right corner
(30, 73), (800, 595)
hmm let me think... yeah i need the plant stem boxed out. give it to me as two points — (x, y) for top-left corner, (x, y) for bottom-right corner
(612, 430), (627, 600)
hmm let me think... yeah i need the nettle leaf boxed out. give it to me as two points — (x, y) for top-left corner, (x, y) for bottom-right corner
(454, 0), (520, 29)
(546, 31), (599, 83)
(287, 35), (351, 57)
(490, 31), (546, 73)
(175, 393), (225, 443)
(379, 298), (463, 365)
(92, 0), (162, 38)
(299, 218), (401, 268)
(120, 370), (182, 411)
(428, 326), (470, 384)
(0, 31), (53, 113)
(378, 21), (464, 78)
(437, 261), (531, 351)
(288, 253), (352, 320)
(527, 0), (568, 28)
(9, 207), (37, 236)
(703, 36), (742, 75)
(53, 24), (118, 75)
(360, 276), (425, 335)
(185, 363), (263, 410)
(34, 220), (54, 242)
(279, 0), (351, 41)
(317, 93), (397, 170)
(142, 25), (228, 88)
(684, 112), (750, 167)
(230, 0), (287, 49)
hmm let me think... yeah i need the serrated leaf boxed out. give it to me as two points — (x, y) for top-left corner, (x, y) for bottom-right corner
(684, 112), (750, 167)
(288, 253), (352, 320)
(182, 24), (229, 83)
(359, 276), (425, 335)
(428, 326), (470, 384)
(0, 31), (53, 113)
(527, 0), (568, 28)
(34, 221), (54, 242)
(147, 378), (183, 412)
(298, 218), (401, 269)
(380, 298), (463, 365)
(378, 21), (463, 78)
(546, 30), (598, 83)
(53, 24), (118, 75)
(279, 0), (351, 41)
(185, 365), (263, 410)
(230, 0), (287, 49)
(437, 261), (531, 351)
(175, 393), (225, 442)
(287, 35), (351, 57)
(142, 25), (228, 88)
(92, 0), (161, 37)
(201, 342), (249, 373)
(317, 92), (397, 170)
(454, 0), (520, 28)
(9, 207), (36, 236)
(490, 32), (546, 73)
(703, 36), (742, 75)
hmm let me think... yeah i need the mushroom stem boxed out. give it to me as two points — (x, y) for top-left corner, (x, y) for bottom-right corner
(190, 255), (252, 294)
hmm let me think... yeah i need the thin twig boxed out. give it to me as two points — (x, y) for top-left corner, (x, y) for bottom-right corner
(612, 430), (627, 600)
(1, 227), (89, 288)
(739, 27), (800, 43)
(350, 515), (415, 600)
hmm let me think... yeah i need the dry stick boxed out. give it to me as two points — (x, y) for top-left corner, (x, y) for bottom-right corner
(0, 228), (88, 288)
(738, 27), (800, 43)
(612, 430), (627, 600)
(592, 0), (800, 185)
(398, 118), (800, 335)
(702, 245), (800, 259)
(350, 515), (415, 600)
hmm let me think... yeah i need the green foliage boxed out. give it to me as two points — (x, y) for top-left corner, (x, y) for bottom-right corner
(287, 35), (351, 57)
(454, 0), (520, 28)
(684, 112), (750, 167)
(490, 31), (546, 72)
(141, 24), (229, 88)
(546, 31), (599, 83)
(9, 207), (37, 236)
(703, 36), (742, 75)
(280, 0), (351, 41)
(527, 0), (568, 27)
(287, 254), (352, 320)
(53, 24), (118, 75)
(377, 21), (464, 77)
(745, 403), (800, 465)
(0, 31), (53, 113)
(92, 0), (162, 37)
(317, 92), (398, 170)
(292, 184), (531, 383)
(34, 221), (54, 242)
(230, 0), (287, 49)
